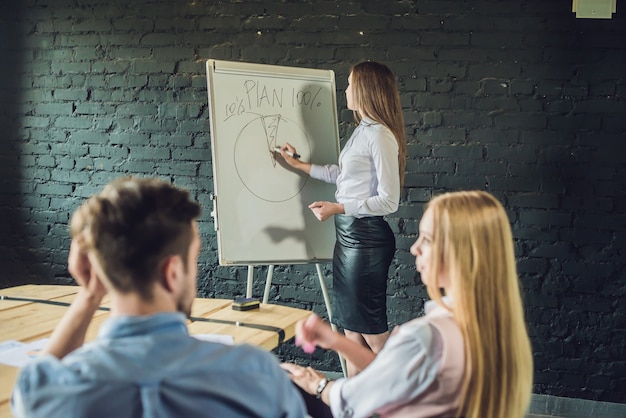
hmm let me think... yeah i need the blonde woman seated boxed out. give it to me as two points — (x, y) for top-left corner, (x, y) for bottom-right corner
(282, 191), (534, 418)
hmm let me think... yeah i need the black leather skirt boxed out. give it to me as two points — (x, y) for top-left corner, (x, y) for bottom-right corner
(331, 214), (395, 334)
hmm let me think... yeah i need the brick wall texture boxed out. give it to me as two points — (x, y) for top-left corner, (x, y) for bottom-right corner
(1, 0), (624, 404)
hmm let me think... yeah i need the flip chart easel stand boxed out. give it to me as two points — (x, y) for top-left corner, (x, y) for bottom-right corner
(210, 194), (347, 376)
(246, 264), (348, 377)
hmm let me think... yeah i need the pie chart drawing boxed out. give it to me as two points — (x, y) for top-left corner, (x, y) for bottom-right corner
(234, 114), (311, 202)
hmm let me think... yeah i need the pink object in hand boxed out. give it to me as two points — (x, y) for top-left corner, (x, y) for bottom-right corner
(301, 341), (316, 354)
(296, 337), (316, 354)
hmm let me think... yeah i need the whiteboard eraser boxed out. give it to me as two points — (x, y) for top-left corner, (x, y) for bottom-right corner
(232, 297), (260, 311)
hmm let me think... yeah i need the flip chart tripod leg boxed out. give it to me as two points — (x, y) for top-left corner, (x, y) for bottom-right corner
(246, 265), (254, 298)
(263, 265), (274, 304)
(330, 324), (348, 378)
(315, 264), (333, 321)
(315, 263), (348, 378)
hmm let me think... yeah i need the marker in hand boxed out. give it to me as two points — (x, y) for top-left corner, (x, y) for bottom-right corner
(273, 146), (300, 159)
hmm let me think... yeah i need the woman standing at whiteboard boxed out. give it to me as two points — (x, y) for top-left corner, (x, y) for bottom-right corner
(277, 61), (406, 376)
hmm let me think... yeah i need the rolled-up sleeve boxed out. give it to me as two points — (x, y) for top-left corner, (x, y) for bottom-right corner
(309, 163), (340, 184)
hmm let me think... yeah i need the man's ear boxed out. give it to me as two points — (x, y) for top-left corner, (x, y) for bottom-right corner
(161, 255), (184, 294)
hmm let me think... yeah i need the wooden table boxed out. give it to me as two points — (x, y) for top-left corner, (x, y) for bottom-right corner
(0, 285), (311, 418)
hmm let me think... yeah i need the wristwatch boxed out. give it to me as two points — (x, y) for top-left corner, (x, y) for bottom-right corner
(315, 377), (329, 399)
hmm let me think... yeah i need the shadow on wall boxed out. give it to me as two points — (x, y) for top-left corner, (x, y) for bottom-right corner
(0, 3), (42, 289)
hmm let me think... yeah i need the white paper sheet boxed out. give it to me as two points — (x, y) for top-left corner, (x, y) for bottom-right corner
(192, 334), (234, 345)
(0, 339), (49, 367)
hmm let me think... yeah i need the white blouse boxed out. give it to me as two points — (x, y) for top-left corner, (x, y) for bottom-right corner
(328, 300), (461, 418)
(309, 117), (400, 218)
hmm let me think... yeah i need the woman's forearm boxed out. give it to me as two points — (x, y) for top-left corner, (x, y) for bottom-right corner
(330, 333), (377, 371)
(294, 160), (312, 174)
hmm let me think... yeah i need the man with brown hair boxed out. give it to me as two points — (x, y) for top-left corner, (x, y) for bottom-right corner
(11, 177), (306, 418)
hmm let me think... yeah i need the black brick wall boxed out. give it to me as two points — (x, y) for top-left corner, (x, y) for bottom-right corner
(1, 0), (624, 404)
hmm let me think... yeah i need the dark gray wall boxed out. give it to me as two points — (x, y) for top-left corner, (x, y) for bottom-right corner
(0, 0), (624, 404)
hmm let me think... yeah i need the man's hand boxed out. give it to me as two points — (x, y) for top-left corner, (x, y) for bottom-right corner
(68, 236), (107, 300)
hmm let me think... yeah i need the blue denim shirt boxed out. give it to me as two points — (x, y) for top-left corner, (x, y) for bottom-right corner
(11, 312), (306, 418)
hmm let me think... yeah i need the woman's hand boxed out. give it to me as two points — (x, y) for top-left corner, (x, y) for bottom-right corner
(276, 143), (312, 174)
(295, 314), (338, 353)
(297, 314), (379, 373)
(277, 143), (301, 168)
(280, 363), (328, 396)
(308, 201), (344, 221)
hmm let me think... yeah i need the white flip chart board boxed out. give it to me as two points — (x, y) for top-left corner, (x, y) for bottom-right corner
(206, 59), (340, 265)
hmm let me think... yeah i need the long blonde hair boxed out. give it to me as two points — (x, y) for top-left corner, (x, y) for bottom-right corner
(425, 191), (533, 418)
(350, 61), (407, 187)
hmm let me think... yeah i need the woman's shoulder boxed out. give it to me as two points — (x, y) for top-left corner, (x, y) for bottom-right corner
(360, 118), (391, 135)
(394, 316), (437, 346)
(398, 310), (461, 347)
(359, 122), (397, 151)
